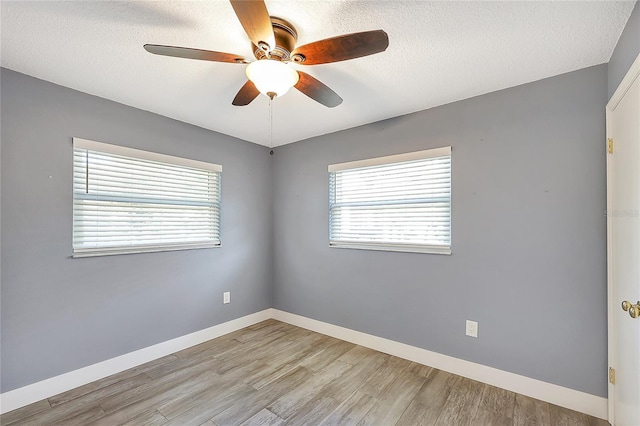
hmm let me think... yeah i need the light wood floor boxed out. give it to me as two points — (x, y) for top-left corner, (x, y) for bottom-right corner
(1, 319), (609, 426)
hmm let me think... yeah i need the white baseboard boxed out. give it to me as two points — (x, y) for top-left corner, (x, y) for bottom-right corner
(271, 309), (608, 420)
(0, 309), (272, 415)
(1, 308), (607, 421)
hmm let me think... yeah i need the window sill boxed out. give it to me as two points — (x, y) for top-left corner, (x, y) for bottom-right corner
(329, 241), (451, 255)
(72, 242), (221, 258)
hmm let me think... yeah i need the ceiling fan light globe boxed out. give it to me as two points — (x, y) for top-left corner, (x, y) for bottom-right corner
(246, 59), (299, 98)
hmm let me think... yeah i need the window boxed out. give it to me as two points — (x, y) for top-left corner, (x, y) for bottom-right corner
(72, 138), (221, 257)
(328, 147), (451, 254)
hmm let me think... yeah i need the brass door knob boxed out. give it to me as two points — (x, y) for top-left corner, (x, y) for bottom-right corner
(622, 300), (640, 319)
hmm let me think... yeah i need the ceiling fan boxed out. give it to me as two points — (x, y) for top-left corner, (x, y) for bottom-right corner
(144, 0), (389, 108)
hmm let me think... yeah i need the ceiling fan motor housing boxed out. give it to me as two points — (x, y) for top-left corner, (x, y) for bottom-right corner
(253, 17), (298, 61)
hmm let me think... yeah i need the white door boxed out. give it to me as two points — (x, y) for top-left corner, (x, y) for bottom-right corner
(607, 53), (640, 426)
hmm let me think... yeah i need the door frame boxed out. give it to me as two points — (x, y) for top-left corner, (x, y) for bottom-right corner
(606, 52), (640, 425)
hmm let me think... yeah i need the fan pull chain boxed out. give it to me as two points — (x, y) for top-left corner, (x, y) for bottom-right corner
(269, 97), (273, 148)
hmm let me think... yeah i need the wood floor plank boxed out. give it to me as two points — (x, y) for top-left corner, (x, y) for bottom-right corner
(91, 407), (168, 426)
(550, 404), (586, 425)
(97, 369), (222, 425)
(395, 400), (437, 426)
(435, 377), (484, 425)
(120, 409), (168, 426)
(212, 366), (314, 426)
(280, 395), (340, 426)
(472, 408), (514, 426)
(335, 345), (380, 365)
(247, 359), (303, 390)
(513, 393), (551, 426)
(157, 379), (250, 421)
(15, 402), (104, 426)
(406, 361), (434, 378)
(211, 332), (289, 374)
(98, 358), (220, 413)
(161, 383), (257, 426)
(156, 360), (266, 420)
(319, 351), (388, 402)
(1, 320), (609, 426)
(54, 353), (178, 406)
(297, 338), (355, 372)
(357, 369), (426, 426)
(404, 368), (459, 424)
(51, 404), (106, 426)
(6, 384), (119, 426)
(92, 371), (222, 425)
(396, 370), (465, 426)
(246, 335), (323, 390)
(49, 368), (152, 407)
(268, 360), (353, 419)
(358, 355), (411, 397)
(317, 390), (376, 426)
(145, 355), (210, 380)
(239, 408), (284, 426)
(155, 334), (272, 380)
(3, 359), (162, 424)
(478, 384), (516, 419)
(52, 372), (153, 411)
(255, 331), (324, 369)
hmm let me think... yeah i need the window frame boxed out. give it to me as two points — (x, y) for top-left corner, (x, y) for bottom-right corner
(72, 138), (222, 258)
(328, 146), (452, 255)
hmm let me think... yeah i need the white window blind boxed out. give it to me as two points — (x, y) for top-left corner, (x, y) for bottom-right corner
(328, 147), (451, 254)
(72, 138), (222, 257)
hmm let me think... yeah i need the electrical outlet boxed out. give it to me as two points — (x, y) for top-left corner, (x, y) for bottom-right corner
(223, 292), (230, 304)
(466, 320), (478, 338)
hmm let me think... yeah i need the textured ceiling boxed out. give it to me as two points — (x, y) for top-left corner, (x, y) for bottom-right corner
(1, 1), (635, 147)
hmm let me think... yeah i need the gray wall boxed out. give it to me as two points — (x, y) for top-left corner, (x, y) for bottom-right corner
(0, 68), (273, 392)
(608, 0), (640, 99)
(272, 65), (608, 397)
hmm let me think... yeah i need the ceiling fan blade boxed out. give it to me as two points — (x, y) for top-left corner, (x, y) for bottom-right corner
(294, 71), (342, 108)
(232, 80), (261, 106)
(144, 44), (249, 64)
(229, 0), (276, 52)
(291, 30), (389, 65)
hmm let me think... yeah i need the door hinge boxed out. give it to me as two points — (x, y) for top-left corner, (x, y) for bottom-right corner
(609, 367), (616, 384)
(608, 138), (614, 154)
